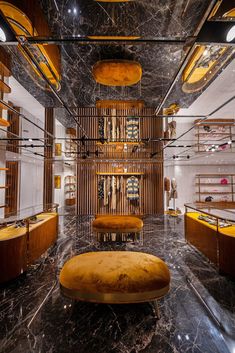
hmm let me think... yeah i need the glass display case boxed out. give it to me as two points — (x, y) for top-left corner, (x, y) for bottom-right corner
(185, 203), (235, 278)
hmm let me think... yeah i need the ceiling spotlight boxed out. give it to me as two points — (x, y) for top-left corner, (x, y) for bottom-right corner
(0, 27), (6, 42)
(68, 8), (71, 13)
(73, 7), (77, 14)
(228, 140), (232, 144)
(226, 25), (235, 42)
(28, 138), (33, 142)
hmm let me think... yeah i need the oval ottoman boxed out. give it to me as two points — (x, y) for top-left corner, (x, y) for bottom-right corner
(59, 251), (170, 304)
(92, 216), (143, 233)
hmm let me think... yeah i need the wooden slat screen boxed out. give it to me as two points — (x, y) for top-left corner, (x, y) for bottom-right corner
(75, 106), (163, 215)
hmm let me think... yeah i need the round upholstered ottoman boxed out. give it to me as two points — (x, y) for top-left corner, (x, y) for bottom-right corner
(92, 216), (143, 233)
(59, 251), (170, 305)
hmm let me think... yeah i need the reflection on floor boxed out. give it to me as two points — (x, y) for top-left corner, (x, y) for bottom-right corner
(0, 215), (235, 353)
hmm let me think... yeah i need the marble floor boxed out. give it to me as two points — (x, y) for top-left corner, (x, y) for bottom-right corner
(1, 215), (235, 353)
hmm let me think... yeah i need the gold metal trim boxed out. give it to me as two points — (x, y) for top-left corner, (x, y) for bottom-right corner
(60, 284), (170, 304)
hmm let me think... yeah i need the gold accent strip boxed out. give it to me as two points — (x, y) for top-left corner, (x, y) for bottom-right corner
(60, 284), (170, 304)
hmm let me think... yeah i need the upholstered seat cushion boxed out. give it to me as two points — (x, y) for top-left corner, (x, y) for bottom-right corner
(92, 216), (143, 233)
(60, 251), (170, 303)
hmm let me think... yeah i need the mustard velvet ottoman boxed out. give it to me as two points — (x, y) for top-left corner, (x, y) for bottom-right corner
(92, 216), (143, 233)
(59, 251), (170, 306)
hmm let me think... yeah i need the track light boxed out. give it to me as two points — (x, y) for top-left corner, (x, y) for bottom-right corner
(226, 25), (235, 42)
(0, 27), (6, 42)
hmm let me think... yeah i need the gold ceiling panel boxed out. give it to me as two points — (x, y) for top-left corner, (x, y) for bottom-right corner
(182, 45), (230, 93)
(0, 1), (61, 91)
(96, 100), (145, 109)
(93, 60), (142, 86)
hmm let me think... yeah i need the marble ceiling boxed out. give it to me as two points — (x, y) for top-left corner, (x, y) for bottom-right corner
(6, 0), (214, 125)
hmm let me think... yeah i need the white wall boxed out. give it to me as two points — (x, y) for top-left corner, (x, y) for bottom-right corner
(164, 164), (235, 212)
(53, 119), (76, 210)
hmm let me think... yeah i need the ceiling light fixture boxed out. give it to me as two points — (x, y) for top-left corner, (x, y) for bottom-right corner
(226, 25), (235, 42)
(228, 140), (232, 144)
(0, 27), (6, 42)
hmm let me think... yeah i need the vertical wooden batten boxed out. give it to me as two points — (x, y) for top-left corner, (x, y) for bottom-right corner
(43, 108), (54, 208)
(75, 106), (163, 215)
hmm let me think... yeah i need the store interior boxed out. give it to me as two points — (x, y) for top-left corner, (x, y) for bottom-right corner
(0, 1), (235, 352)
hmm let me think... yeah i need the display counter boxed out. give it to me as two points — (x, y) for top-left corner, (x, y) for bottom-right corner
(0, 207), (58, 284)
(185, 203), (235, 278)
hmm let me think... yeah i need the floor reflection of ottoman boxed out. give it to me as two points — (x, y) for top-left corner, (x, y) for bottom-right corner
(59, 251), (170, 315)
(92, 216), (143, 233)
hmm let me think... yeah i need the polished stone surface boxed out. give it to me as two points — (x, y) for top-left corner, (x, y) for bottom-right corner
(4, 0), (214, 125)
(0, 215), (235, 353)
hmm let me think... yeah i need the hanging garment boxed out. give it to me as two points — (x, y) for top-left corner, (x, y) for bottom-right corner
(116, 176), (120, 191)
(170, 178), (178, 199)
(111, 109), (116, 141)
(111, 176), (117, 210)
(98, 177), (104, 199)
(104, 176), (111, 206)
(120, 122), (125, 141)
(98, 117), (104, 139)
(168, 120), (176, 139)
(120, 176), (124, 193)
(104, 115), (108, 139)
(116, 118), (120, 140)
(126, 176), (139, 201)
(164, 177), (171, 192)
(166, 191), (171, 208)
(107, 118), (112, 141)
(126, 116), (139, 140)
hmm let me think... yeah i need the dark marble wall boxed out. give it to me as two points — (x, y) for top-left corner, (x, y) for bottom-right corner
(2, 0), (214, 127)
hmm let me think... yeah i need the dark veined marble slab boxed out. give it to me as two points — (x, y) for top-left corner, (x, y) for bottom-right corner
(0, 215), (234, 353)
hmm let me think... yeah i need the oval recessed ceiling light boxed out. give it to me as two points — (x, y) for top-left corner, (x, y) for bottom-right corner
(0, 27), (6, 42)
(226, 25), (235, 42)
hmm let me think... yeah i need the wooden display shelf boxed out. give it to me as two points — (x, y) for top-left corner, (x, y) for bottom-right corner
(195, 118), (235, 126)
(195, 133), (232, 136)
(0, 102), (9, 110)
(0, 62), (11, 77)
(97, 141), (144, 146)
(0, 186), (8, 189)
(65, 198), (76, 206)
(196, 191), (233, 194)
(195, 183), (233, 186)
(0, 80), (11, 94)
(0, 205), (6, 208)
(96, 172), (144, 176)
(0, 168), (9, 171)
(196, 174), (235, 177)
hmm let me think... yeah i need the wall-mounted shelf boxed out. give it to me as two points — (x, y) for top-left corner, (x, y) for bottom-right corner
(97, 141), (144, 146)
(194, 118), (234, 153)
(196, 192), (233, 195)
(0, 168), (9, 171)
(96, 172), (144, 176)
(0, 80), (11, 94)
(0, 186), (8, 189)
(0, 102), (9, 110)
(195, 174), (235, 203)
(195, 183), (233, 186)
(0, 62), (11, 77)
